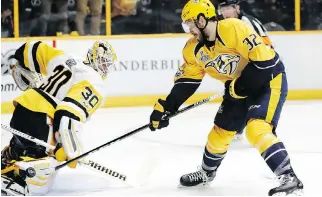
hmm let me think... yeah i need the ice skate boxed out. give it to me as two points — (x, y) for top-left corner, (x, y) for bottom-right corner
(269, 173), (303, 196)
(179, 167), (215, 187)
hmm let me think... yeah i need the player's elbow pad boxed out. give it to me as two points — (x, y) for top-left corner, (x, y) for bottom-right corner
(55, 116), (83, 159)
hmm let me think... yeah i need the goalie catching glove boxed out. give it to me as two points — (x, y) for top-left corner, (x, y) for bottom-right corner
(149, 99), (171, 131)
(11, 61), (43, 91)
(53, 116), (84, 168)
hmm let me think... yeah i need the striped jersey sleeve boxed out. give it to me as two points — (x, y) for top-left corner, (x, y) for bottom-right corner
(14, 41), (64, 76)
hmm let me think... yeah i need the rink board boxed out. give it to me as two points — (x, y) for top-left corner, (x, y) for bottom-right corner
(1, 33), (322, 113)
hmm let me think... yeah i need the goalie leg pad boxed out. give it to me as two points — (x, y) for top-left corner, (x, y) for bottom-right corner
(16, 157), (58, 195)
(2, 157), (58, 196)
(56, 116), (83, 160)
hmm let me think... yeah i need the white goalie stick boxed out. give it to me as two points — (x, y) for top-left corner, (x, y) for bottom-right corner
(1, 124), (128, 184)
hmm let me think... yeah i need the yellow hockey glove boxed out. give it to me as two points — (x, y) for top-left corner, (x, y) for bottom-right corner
(54, 145), (78, 168)
(149, 99), (170, 131)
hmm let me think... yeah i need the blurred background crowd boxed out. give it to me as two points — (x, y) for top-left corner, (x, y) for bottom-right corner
(2, 0), (322, 37)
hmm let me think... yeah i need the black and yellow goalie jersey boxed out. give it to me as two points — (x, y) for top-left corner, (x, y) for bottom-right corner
(167, 18), (284, 111)
(13, 41), (105, 128)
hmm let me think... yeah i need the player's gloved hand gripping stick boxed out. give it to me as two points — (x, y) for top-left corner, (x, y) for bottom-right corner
(3, 91), (224, 177)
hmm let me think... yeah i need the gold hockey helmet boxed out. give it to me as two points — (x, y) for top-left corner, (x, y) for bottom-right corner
(181, 0), (216, 23)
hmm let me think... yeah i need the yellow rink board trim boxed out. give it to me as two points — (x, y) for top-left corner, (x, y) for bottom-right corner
(1, 90), (322, 114)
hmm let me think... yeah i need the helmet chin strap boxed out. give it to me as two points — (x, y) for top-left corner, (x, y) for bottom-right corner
(194, 17), (209, 45)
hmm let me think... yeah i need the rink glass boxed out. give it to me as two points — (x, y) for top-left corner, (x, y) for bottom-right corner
(1, 0), (321, 38)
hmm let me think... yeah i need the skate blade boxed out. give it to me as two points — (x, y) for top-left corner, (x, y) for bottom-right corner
(177, 182), (208, 188)
(288, 189), (303, 196)
(271, 189), (303, 196)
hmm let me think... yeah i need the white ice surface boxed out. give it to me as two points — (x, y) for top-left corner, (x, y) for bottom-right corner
(1, 101), (322, 196)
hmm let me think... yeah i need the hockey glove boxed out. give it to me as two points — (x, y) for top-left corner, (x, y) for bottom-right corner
(53, 143), (78, 168)
(224, 79), (247, 100)
(149, 99), (171, 131)
(11, 61), (43, 91)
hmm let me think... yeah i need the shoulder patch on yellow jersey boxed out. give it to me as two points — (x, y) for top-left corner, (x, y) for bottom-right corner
(175, 37), (206, 81)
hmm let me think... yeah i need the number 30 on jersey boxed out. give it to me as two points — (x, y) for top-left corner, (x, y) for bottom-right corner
(81, 87), (99, 108)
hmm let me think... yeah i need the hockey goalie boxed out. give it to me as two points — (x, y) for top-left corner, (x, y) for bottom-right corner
(1, 40), (117, 195)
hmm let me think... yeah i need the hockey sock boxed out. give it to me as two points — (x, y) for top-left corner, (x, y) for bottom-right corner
(202, 125), (236, 174)
(246, 119), (294, 176)
(202, 147), (226, 174)
(261, 142), (293, 176)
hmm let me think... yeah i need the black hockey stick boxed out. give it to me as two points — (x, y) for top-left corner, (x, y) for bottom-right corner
(54, 91), (224, 172)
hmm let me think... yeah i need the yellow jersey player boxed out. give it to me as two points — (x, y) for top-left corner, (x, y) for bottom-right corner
(1, 40), (117, 195)
(219, 0), (274, 141)
(148, 0), (303, 195)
